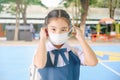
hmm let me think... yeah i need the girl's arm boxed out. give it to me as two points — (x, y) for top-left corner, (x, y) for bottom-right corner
(74, 27), (98, 66)
(34, 27), (48, 69)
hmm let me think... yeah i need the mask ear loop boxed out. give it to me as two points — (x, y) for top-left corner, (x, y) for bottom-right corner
(68, 28), (73, 36)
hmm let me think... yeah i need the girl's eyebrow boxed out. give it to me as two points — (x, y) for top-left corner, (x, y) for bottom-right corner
(50, 26), (56, 28)
(61, 27), (68, 29)
(50, 26), (68, 29)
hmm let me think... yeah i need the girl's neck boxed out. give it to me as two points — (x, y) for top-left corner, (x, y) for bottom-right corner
(53, 44), (64, 49)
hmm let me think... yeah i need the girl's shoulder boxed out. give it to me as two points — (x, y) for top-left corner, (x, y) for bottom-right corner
(62, 43), (82, 56)
(65, 44), (83, 56)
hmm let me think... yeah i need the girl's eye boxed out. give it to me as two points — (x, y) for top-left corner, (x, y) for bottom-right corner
(52, 29), (56, 31)
(62, 29), (66, 31)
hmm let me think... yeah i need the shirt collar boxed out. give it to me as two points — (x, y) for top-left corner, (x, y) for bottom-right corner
(46, 41), (70, 52)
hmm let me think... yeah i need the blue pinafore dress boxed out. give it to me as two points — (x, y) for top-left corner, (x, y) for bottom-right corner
(38, 48), (81, 80)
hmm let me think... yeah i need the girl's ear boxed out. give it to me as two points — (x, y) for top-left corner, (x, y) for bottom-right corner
(45, 28), (49, 37)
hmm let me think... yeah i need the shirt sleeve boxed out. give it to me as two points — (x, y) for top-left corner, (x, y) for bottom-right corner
(72, 47), (85, 65)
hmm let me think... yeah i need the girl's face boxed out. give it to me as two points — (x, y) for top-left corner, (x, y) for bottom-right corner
(47, 18), (70, 34)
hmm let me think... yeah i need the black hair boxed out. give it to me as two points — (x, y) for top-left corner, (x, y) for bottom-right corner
(44, 9), (71, 26)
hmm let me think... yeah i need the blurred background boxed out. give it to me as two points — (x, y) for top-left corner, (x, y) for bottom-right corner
(0, 0), (120, 80)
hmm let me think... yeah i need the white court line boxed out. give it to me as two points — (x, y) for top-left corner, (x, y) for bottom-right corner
(100, 62), (120, 76)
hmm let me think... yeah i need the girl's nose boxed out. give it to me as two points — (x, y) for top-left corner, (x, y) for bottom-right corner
(56, 30), (62, 34)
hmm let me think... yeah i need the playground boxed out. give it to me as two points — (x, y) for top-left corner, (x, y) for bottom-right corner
(90, 18), (120, 42)
(0, 41), (120, 80)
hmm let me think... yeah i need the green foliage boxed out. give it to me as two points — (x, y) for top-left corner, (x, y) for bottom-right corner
(89, 0), (97, 5)
(89, 0), (119, 8)
(0, 0), (41, 13)
(0, 0), (6, 12)
(39, 1), (48, 9)
(89, 0), (108, 8)
(89, 0), (98, 7)
(97, 0), (108, 8)
(6, 3), (16, 15)
(0, 4), (3, 13)
(116, 0), (120, 8)
(25, 0), (40, 5)
(63, 0), (75, 8)
(64, 0), (120, 8)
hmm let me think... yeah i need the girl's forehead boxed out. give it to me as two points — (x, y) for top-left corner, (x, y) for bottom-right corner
(48, 18), (69, 27)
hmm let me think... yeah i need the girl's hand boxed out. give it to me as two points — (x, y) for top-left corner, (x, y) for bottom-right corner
(72, 27), (85, 41)
(40, 27), (48, 40)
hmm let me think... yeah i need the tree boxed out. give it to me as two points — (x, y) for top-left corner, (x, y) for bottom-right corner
(64, 0), (89, 35)
(0, 0), (7, 12)
(90, 0), (108, 8)
(0, 0), (40, 40)
(0, 0), (19, 40)
(6, 0), (40, 25)
(19, 0), (41, 24)
(14, 0), (40, 40)
(109, 0), (118, 19)
(20, 0), (27, 24)
(0, 4), (3, 13)
(14, 0), (20, 41)
(64, 0), (81, 27)
(89, 0), (97, 7)
(89, 0), (120, 19)
(80, 0), (89, 34)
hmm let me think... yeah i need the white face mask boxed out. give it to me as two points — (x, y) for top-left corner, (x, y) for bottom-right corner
(48, 32), (69, 45)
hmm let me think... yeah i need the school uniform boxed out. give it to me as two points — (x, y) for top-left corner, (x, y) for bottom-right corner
(38, 41), (85, 80)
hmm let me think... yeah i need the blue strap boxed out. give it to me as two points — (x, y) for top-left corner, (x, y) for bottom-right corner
(45, 52), (54, 67)
(60, 51), (69, 65)
(52, 48), (69, 66)
(53, 52), (59, 66)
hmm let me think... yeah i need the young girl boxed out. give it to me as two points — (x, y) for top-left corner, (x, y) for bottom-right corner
(33, 9), (98, 80)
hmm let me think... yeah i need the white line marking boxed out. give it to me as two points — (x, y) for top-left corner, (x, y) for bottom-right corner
(100, 62), (120, 76)
(99, 60), (120, 62)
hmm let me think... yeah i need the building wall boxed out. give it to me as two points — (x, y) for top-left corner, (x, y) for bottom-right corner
(0, 7), (120, 24)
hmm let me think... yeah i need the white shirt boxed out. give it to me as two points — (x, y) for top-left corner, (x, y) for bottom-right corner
(46, 41), (85, 67)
